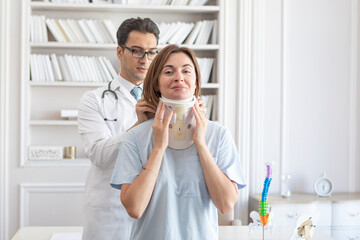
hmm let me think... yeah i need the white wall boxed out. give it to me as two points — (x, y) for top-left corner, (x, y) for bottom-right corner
(262, 0), (283, 194)
(250, 0), (360, 197)
(5, 1), (89, 237)
(283, 0), (354, 192)
(8, 0), (23, 236)
(0, 0), (10, 239)
(357, 0), (360, 191)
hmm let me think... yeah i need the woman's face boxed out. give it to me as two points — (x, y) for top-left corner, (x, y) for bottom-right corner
(158, 52), (197, 100)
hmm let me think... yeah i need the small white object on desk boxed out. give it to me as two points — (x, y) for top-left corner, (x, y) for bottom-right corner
(50, 232), (82, 240)
(10, 227), (83, 240)
(60, 109), (78, 120)
(281, 174), (292, 198)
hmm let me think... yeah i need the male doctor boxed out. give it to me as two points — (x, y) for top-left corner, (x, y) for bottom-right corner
(77, 18), (159, 240)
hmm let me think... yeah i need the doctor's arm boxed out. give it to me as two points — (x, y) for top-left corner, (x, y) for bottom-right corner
(192, 102), (238, 214)
(78, 91), (128, 170)
(121, 102), (173, 219)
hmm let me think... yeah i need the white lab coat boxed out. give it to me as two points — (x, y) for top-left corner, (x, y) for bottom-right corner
(78, 75), (139, 240)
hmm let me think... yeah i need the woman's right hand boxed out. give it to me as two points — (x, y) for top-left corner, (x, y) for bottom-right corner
(152, 101), (173, 151)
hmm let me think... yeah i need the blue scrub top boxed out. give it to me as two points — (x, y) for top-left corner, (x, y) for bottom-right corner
(111, 119), (246, 240)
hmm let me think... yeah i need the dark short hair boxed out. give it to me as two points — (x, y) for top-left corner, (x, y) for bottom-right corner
(116, 17), (160, 46)
(143, 44), (201, 109)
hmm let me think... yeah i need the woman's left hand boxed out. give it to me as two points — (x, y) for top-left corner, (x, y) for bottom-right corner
(152, 101), (173, 151)
(192, 100), (207, 147)
(197, 97), (207, 116)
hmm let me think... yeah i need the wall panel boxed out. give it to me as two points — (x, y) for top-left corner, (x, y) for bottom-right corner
(282, 0), (353, 192)
(20, 184), (84, 227)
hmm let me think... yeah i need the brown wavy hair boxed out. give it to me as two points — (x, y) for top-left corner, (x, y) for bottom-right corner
(143, 44), (201, 109)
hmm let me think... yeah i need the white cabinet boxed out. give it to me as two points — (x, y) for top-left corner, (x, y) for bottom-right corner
(270, 203), (330, 227)
(267, 203), (332, 236)
(249, 193), (360, 240)
(21, 0), (224, 167)
(331, 202), (360, 240)
(331, 228), (360, 240)
(332, 202), (360, 227)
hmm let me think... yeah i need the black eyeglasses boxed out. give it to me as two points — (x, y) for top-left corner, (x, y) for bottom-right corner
(121, 45), (158, 60)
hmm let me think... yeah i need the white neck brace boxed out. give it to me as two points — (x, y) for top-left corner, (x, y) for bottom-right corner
(160, 96), (196, 150)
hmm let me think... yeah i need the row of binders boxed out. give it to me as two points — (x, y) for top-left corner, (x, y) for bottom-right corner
(31, 16), (217, 45)
(197, 58), (214, 84)
(43, 0), (209, 6)
(158, 20), (216, 45)
(31, 16), (117, 43)
(43, 0), (90, 3)
(113, 0), (208, 5)
(30, 54), (214, 83)
(30, 54), (117, 82)
(201, 95), (215, 120)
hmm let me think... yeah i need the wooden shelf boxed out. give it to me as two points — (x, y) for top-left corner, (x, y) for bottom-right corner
(30, 42), (220, 50)
(30, 120), (78, 126)
(29, 81), (219, 88)
(29, 81), (107, 87)
(31, 2), (220, 13)
(202, 83), (219, 89)
(30, 42), (116, 50)
(23, 158), (91, 168)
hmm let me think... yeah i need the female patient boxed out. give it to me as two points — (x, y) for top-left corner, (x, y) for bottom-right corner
(111, 44), (246, 240)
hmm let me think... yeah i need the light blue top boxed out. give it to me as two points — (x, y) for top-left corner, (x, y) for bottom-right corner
(111, 119), (246, 240)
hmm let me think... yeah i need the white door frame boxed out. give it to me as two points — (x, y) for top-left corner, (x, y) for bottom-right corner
(0, 0), (10, 239)
(235, 0), (253, 224)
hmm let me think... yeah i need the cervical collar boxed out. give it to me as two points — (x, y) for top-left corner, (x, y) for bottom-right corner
(160, 96), (196, 150)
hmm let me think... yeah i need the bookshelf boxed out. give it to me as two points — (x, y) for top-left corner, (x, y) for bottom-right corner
(30, 42), (220, 50)
(21, 0), (223, 167)
(30, 2), (220, 13)
(29, 81), (219, 88)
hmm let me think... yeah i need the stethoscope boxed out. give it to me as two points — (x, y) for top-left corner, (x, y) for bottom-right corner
(102, 81), (118, 121)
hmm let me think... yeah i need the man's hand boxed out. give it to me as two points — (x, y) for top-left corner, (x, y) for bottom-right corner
(127, 98), (156, 132)
(136, 98), (156, 124)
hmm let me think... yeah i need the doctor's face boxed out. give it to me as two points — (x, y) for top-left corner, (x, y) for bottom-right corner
(117, 30), (157, 85)
(158, 52), (197, 100)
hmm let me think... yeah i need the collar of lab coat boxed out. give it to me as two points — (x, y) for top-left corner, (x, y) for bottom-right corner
(112, 75), (144, 103)
(112, 75), (143, 93)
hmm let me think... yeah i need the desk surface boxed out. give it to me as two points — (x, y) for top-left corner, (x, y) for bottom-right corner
(250, 192), (360, 204)
(219, 226), (333, 239)
(11, 226), (333, 240)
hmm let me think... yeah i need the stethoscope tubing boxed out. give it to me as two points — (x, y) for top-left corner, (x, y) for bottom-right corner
(102, 81), (118, 121)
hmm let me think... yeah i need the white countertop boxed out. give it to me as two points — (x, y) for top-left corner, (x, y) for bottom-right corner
(11, 225), (333, 240)
(250, 192), (360, 204)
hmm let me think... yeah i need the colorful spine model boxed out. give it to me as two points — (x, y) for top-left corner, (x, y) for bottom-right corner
(259, 164), (272, 226)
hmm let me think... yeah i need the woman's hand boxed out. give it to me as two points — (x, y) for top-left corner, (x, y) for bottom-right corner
(197, 97), (207, 116)
(136, 97), (156, 124)
(152, 101), (173, 151)
(192, 100), (208, 147)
